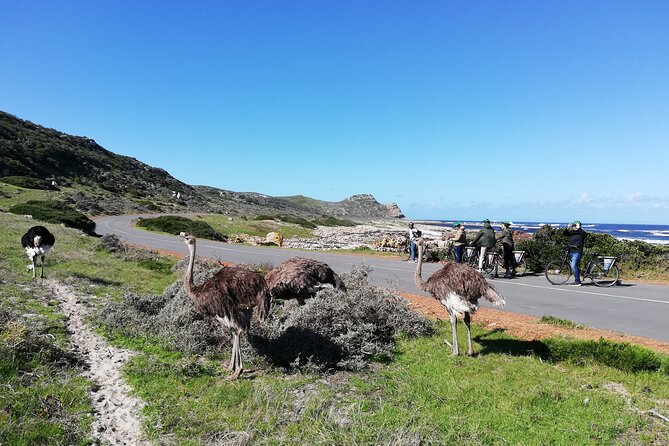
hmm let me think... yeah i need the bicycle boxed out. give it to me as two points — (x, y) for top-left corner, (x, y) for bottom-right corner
(512, 250), (528, 276)
(545, 251), (619, 287)
(465, 246), (498, 279)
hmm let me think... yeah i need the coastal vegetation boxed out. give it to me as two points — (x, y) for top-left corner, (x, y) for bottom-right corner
(516, 225), (669, 282)
(1, 211), (668, 444)
(8, 199), (96, 235)
(135, 215), (227, 241)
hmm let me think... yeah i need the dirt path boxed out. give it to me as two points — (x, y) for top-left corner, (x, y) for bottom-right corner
(47, 280), (150, 446)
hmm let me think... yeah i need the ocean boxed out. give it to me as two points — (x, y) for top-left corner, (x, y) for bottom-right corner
(425, 220), (669, 245)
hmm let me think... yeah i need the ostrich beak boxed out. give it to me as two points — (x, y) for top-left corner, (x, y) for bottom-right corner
(179, 232), (187, 237)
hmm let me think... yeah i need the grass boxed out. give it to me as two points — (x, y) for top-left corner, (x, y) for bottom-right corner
(115, 322), (669, 445)
(539, 315), (586, 329)
(2, 210), (669, 445)
(0, 212), (178, 444)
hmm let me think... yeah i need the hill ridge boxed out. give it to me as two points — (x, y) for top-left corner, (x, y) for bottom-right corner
(0, 110), (402, 221)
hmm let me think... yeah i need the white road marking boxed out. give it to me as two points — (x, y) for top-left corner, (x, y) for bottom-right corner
(494, 281), (669, 305)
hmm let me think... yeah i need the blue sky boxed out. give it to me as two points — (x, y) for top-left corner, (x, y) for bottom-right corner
(2, 1), (668, 224)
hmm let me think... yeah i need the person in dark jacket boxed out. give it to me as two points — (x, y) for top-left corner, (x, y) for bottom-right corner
(564, 220), (588, 286)
(496, 221), (516, 278)
(469, 219), (495, 272)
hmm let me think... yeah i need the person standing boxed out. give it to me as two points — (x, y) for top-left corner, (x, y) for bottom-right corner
(447, 222), (466, 263)
(564, 220), (588, 286)
(496, 221), (516, 278)
(469, 219), (495, 272)
(408, 222), (420, 262)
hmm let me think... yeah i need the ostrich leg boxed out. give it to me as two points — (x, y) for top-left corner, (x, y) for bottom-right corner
(228, 332), (243, 380)
(40, 254), (45, 279)
(31, 255), (37, 280)
(449, 312), (459, 355)
(464, 312), (474, 356)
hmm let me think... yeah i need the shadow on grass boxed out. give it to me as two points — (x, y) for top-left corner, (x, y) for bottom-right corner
(250, 327), (343, 371)
(474, 329), (550, 357)
(71, 272), (122, 286)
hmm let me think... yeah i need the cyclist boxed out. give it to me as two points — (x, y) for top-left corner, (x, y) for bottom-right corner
(496, 221), (516, 278)
(469, 219), (495, 272)
(446, 222), (466, 263)
(564, 220), (588, 286)
(407, 222), (420, 262)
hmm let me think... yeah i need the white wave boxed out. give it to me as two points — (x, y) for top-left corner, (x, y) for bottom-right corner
(617, 229), (631, 233)
(650, 231), (669, 237)
(618, 237), (669, 245)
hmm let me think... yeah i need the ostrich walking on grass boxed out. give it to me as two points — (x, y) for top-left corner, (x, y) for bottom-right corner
(414, 238), (505, 355)
(265, 257), (346, 305)
(179, 232), (270, 379)
(21, 226), (55, 279)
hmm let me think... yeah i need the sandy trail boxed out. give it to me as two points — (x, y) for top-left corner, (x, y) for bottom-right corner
(47, 280), (150, 446)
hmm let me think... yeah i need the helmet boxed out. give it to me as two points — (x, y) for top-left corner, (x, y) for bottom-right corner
(453, 222), (461, 228)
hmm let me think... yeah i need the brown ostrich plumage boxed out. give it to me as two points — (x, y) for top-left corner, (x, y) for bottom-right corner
(180, 232), (270, 379)
(414, 238), (505, 355)
(265, 257), (346, 304)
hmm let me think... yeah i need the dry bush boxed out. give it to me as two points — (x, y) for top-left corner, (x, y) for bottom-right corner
(98, 264), (433, 372)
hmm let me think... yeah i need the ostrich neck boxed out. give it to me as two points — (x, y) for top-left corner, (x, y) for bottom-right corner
(414, 243), (428, 291)
(184, 243), (196, 296)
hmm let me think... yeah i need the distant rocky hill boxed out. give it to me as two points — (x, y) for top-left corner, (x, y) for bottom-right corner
(0, 110), (403, 222)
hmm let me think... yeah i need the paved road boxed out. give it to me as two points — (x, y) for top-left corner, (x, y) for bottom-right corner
(96, 215), (669, 342)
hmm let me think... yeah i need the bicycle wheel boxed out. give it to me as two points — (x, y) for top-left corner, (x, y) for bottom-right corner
(590, 264), (619, 287)
(484, 260), (498, 279)
(545, 260), (571, 285)
(515, 259), (527, 276)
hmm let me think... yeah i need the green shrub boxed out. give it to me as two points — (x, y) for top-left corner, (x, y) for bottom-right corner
(254, 214), (317, 229)
(516, 225), (669, 274)
(9, 200), (96, 234)
(543, 337), (666, 374)
(136, 216), (227, 241)
(98, 265), (433, 372)
(311, 215), (357, 227)
(1, 176), (58, 190)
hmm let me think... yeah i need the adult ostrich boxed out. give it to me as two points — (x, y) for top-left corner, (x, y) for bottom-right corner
(414, 238), (505, 355)
(265, 257), (346, 305)
(21, 226), (55, 279)
(179, 232), (270, 379)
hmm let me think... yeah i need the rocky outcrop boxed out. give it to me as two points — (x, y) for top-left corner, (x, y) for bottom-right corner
(386, 202), (405, 218)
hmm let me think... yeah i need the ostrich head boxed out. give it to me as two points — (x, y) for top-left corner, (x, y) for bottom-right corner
(179, 232), (195, 247)
(33, 235), (42, 247)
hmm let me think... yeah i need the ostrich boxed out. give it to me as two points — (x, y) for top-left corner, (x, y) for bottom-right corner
(414, 238), (505, 356)
(265, 257), (346, 305)
(179, 232), (271, 379)
(21, 226), (55, 279)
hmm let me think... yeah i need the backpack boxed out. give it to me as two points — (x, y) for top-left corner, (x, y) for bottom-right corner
(415, 229), (422, 238)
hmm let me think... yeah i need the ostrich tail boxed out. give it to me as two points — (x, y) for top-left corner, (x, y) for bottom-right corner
(484, 284), (506, 307)
(257, 287), (271, 322)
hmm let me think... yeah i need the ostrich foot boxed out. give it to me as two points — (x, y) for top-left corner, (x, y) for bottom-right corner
(443, 339), (452, 347)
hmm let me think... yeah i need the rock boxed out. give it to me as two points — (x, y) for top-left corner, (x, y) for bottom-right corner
(266, 232), (284, 247)
(386, 202), (405, 218)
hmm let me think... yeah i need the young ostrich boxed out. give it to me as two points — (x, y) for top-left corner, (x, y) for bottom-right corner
(265, 257), (346, 305)
(414, 238), (505, 355)
(179, 232), (270, 379)
(21, 226), (55, 279)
